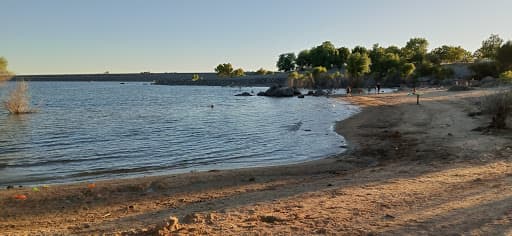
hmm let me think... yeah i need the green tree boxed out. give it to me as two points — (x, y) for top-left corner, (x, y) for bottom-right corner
(335, 47), (350, 69)
(430, 45), (472, 63)
(385, 46), (401, 55)
(256, 68), (268, 75)
(352, 46), (368, 55)
(346, 53), (371, 78)
(310, 41), (339, 69)
(496, 41), (512, 71)
(474, 34), (504, 59)
(215, 63), (234, 77)
(192, 74), (200, 81)
(296, 50), (311, 70)
(277, 53), (296, 72)
(401, 38), (429, 64)
(232, 68), (245, 77)
(400, 63), (416, 79)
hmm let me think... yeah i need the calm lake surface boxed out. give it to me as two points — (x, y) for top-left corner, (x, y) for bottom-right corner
(0, 82), (360, 186)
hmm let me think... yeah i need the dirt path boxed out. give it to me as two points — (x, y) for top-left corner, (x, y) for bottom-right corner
(1, 89), (511, 235)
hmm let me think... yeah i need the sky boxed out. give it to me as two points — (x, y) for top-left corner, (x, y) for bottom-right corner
(1, 0), (512, 75)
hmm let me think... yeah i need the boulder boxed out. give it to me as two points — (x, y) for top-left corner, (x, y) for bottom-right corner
(235, 92), (253, 96)
(261, 85), (294, 97)
(313, 89), (327, 96)
(297, 94), (305, 98)
(292, 88), (302, 95)
(306, 90), (315, 96)
(257, 91), (266, 96)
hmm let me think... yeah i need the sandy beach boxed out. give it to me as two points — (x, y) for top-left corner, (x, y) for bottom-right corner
(1, 88), (511, 235)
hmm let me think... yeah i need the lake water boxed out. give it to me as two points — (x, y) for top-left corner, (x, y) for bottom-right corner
(0, 82), (360, 186)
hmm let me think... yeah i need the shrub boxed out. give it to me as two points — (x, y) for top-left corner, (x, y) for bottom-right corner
(4, 80), (36, 114)
(191, 74), (200, 81)
(469, 61), (500, 79)
(481, 89), (512, 128)
(499, 70), (512, 83)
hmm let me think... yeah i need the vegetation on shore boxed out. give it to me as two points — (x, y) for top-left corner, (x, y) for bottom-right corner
(277, 34), (512, 89)
(0, 57), (36, 114)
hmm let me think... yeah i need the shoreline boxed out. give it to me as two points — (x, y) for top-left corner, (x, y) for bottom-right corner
(1, 88), (511, 235)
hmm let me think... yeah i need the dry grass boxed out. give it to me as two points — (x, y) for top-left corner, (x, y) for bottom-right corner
(3, 80), (36, 114)
(481, 88), (512, 128)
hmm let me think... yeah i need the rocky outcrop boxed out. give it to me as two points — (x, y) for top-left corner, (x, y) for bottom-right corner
(258, 85), (298, 97)
(234, 92), (253, 96)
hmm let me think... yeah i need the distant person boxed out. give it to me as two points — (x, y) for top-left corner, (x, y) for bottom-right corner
(346, 86), (352, 97)
(376, 83), (381, 94)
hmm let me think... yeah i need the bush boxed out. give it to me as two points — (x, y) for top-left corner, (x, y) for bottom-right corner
(499, 70), (512, 83)
(481, 89), (512, 128)
(469, 61), (500, 79)
(4, 80), (36, 114)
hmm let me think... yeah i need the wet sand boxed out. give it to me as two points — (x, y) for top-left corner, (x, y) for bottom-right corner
(1, 88), (511, 235)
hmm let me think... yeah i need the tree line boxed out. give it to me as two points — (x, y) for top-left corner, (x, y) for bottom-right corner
(277, 34), (512, 88)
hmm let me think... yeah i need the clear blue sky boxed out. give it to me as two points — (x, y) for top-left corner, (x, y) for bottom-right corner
(2, 0), (511, 75)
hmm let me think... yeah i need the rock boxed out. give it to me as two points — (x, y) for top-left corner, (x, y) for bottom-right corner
(313, 89), (327, 96)
(480, 76), (499, 87)
(257, 91), (266, 96)
(306, 90), (315, 96)
(6, 185), (13, 190)
(235, 92), (253, 96)
(292, 88), (302, 95)
(182, 213), (205, 224)
(260, 85), (294, 97)
(259, 215), (285, 223)
(297, 94), (305, 98)
(206, 213), (216, 224)
(248, 177), (256, 182)
(159, 216), (180, 235)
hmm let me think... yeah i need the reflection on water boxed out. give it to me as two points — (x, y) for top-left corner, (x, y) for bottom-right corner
(0, 82), (360, 186)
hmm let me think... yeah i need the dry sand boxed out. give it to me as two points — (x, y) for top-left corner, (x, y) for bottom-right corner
(1, 88), (511, 235)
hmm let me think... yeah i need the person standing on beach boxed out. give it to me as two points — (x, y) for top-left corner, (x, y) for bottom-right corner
(346, 86), (352, 97)
(376, 83), (381, 94)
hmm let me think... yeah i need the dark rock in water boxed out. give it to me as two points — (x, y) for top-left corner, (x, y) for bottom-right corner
(298, 94), (305, 98)
(257, 91), (266, 96)
(293, 88), (302, 95)
(304, 129), (312, 132)
(313, 89), (327, 96)
(260, 85), (294, 97)
(235, 92), (253, 96)
(306, 90), (315, 96)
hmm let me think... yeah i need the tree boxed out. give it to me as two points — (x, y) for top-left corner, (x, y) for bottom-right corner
(401, 38), (429, 64)
(400, 63), (416, 79)
(276, 53), (296, 72)
(385, 46), (401, 55)
(232, 68), (245, 77)
(335, 47), (350, 69)
(496, 41), (512, 71)
(309, 41), (339, 69)
(0, 57), (12, 81)
(296, 50), (311, 70)
(430, 45), (472, 64)
(346, 53), (371, 78)
(192, 74), (200, 81)
(474, 34), (504, 60)
(352, 46), (368, 55)
(256, 68), (268, 75)
(215, 63), (234, 77)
